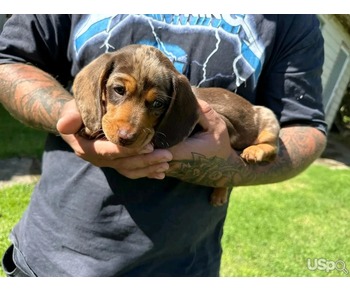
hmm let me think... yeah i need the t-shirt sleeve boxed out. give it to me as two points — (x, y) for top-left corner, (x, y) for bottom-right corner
(0, 14), (72, 84)
(257, 15), (327, 135)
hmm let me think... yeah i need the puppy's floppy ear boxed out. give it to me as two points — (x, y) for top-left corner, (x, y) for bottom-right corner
(72, 53), (115, 134)
(153, 74), (200, 148)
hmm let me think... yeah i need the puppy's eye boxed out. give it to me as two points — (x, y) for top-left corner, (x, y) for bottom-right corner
(152, 99), (164, 109)
(113, 85), (126, 96)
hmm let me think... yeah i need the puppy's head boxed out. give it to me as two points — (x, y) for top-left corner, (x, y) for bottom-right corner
(73, 44), (199, 149)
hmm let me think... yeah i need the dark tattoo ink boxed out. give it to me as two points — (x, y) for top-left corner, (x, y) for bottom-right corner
(168, 152), (243, 187)
(167, 127), (326, 188)
(0, 64), (72, 133)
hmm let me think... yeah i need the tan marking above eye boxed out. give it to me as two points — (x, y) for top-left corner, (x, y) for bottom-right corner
(107, 73), (137, 95)
(144, 88), (158, 103)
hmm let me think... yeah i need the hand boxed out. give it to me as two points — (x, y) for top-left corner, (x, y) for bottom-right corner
(166, 99), (234, 187)
(56, 100), (173, 179)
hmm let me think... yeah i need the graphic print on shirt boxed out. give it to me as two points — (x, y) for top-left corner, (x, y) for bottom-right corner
(73, 14), (265, 90)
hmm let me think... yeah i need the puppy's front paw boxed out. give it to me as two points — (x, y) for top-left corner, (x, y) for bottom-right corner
(241, 145), (265, 163)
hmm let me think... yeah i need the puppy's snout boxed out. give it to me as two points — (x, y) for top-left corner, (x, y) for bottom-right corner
(118, 128), (136, 146)
(118, 128), (133, 139)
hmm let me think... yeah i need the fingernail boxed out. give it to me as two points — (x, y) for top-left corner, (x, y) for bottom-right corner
(156, 164), (169, 172)
(153, 173), (165, 180)
(160, 151), (173, 162)
(158, 157), (171, 163)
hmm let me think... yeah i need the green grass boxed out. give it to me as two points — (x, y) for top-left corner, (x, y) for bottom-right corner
(0, 104), (46, 159)
(0, 165), (349, 277)
(221, 165), (350, 277)
(0, 183), (34, 277)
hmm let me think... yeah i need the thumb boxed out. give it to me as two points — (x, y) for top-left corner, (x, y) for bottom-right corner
(196, 99), (214, 131)
(56, 100), (83, 135)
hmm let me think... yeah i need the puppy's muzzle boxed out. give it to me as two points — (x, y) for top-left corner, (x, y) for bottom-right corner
(117, 128), (137, 146)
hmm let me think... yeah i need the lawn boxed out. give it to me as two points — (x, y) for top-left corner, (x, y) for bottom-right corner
(0, 183), (33, 277)
(221, 164), (350, 277)
(0, 165), (349, 277)
(0, 104), (46, 159)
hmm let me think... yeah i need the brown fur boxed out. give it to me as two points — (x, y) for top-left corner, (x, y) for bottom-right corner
(73, 44), (280, 206)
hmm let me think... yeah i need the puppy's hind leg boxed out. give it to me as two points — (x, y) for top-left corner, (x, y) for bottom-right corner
(241, 106), (280, 163)
(210, 187), (228, 207)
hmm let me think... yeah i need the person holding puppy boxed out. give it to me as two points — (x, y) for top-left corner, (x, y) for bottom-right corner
(0, 14), (326, 276)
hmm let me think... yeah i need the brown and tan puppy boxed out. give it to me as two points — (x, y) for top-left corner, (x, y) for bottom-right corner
(73, 44), (280, 206)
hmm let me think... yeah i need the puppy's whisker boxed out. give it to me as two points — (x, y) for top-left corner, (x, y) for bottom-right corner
(142, 127), (153, 135)
(155, 131), (167, 138)
(95, 131), (107, 140)
(154, 131), (169, 148)
(87, 129), (106, 140)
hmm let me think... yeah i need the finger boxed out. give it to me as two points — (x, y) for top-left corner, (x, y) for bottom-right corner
(57, 100), (83, 134)
(62, 132), (171, 169)
(57, 113), (83, 135)
(120, 161), (170, 180)
(197, 98), (212, 114)
(101, 149), (172, 179)
(137, 143), (154, 154)
(197, 98), (229, 137)
(112, 149), (173, 170)
(196, 99), (215, 131)
(73, 134), (140, 160)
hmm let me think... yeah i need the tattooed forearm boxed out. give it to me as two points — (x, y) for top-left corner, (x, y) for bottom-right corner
(167, 126), (327, 187)
(0, 63), (72, 134)
(168, 152), (241, 187)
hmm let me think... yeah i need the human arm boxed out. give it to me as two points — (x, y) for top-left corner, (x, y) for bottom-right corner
(0, 63), (72, 133)
(166, 100), (327, 187)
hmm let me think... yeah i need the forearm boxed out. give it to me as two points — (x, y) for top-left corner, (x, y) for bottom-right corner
(233, 126), (326, 186)
(167, 126), (327, 187)
(0, 63), (73, 134)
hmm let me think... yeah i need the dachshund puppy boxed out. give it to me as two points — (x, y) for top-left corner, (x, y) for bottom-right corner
(73, 44), (280, 206)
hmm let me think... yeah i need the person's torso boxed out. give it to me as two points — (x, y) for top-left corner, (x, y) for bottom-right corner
(12, 14), (279, 276)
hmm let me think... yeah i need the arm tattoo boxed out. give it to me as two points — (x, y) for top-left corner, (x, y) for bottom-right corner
(167, 126), (326, 187)
(168, 152), (242, 187)
(0, 64), (72, 134)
